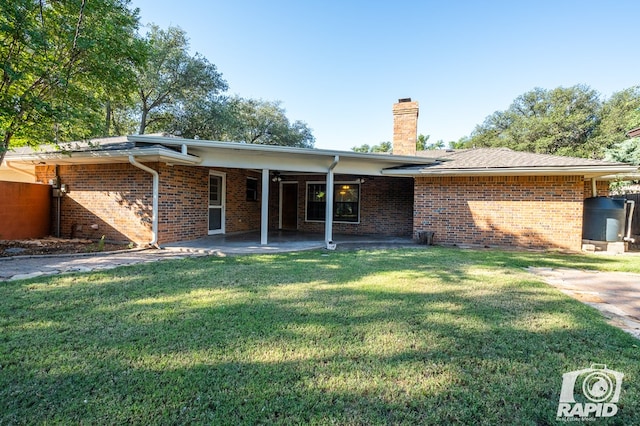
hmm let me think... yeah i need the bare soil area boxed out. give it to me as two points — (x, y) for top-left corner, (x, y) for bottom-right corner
(0, 238), (132, 257)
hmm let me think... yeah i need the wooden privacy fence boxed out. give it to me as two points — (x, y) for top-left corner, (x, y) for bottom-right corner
(0, 181), (51, 240)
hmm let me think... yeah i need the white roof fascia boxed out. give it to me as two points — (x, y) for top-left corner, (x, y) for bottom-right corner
(4, 147), (201, 166)
(128, 135), (442, 166)
(190, 146), (428, 175)
(381, 165), (639, 178)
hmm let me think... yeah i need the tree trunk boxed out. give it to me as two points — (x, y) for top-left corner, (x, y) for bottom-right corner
(105, 101), (111, 135)
(0, 132), (13, 165)
(139, 108), (147, 134)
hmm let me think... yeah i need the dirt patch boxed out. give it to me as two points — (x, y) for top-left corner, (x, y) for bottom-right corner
(0, 238), (132, 257)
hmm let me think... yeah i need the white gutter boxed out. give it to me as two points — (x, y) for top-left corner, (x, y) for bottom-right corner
(325, 156), (339, 249)
(128, 155), (159, 247)
(4, 161), (36, 179)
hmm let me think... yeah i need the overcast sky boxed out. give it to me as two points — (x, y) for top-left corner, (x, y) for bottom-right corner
(130, 0), (640, 150)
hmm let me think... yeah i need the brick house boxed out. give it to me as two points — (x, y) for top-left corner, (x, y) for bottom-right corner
(1, 100), (636, 251)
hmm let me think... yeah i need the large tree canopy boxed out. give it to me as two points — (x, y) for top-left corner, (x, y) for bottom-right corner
(461, 85), (640, 159)
(462, 85), (604, 157)
(134, 25), (227, 135)
(605, 137), (640, 165)
(169, 96), (314, 148)
(593, 86), (640, 150)
(225, 98), (314, 148)
(1, 8), (314, 152)
(0, 0), (145, 163)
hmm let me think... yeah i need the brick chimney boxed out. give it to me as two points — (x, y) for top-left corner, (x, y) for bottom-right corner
(392, 98), (419, 156)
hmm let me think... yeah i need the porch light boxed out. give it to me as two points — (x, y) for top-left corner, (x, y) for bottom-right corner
(271, 172), (282, 182)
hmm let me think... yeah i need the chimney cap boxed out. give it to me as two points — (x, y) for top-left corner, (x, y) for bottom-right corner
(398, 98), (412, 103)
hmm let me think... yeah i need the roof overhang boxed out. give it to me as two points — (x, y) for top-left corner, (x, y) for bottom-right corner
(4, 135), (635, 180)
(381, 165), (639, 178)
(3, 146), (202, 166)
(127, 135), (441, 175)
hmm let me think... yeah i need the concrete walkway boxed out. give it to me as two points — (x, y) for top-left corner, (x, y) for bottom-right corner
(0, 249), (195, 281)
(528, 267), (640, 339)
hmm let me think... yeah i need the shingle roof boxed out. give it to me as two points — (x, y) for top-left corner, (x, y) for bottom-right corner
(7, 136), (133, 155)
(416, 148), (627, 169)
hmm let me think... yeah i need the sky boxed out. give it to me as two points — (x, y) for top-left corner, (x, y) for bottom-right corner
(129, 0), (640, 151)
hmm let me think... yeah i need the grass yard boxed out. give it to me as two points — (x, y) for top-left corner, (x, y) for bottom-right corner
(1, 247), (639, 424)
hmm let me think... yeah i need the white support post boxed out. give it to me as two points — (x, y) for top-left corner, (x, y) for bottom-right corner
(325, 156), (339, 248)
(261, 168), (270, 245)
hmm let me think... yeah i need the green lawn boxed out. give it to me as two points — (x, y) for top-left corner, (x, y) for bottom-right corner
(1, 247), (639, 424)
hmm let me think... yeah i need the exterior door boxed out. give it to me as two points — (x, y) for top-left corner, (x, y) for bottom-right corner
(208, 172), (225, 234)
(280, 182), (298, 230)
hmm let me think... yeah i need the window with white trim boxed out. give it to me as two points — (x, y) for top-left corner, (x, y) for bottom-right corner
(246, 177), (258, 201)
(305, 182), (360, 223)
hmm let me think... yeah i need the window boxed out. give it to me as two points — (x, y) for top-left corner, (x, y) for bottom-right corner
(307, 183), (326, 221)
(334, 184), (359, 222)
(306, 182), (360, 223)
(246, 177), (258, 201)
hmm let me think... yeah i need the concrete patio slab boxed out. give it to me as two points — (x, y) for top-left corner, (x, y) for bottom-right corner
(528, 267), (640, 339)
(161, 231), (416, 255)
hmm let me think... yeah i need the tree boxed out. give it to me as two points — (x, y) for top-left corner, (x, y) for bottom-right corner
(169, 96), (315, 148)
(220, 97), (314, 148)
(351, 141), (391, 153)
(605, 138), (640, 165)
(416, 134), (429, 151)
(352, 134), (443, 153)
(0, 0), (145, 164)
(604, 137), (640, 193)
(462, 85), (602, 158)
(417, 134), (446, 150)
(450, 137), (468, 149)
(134, 25), (227, 134)
(593, 86), (640, 151)
(166, 94), (233, 140)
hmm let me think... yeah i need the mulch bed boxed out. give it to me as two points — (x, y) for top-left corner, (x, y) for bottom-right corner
(0, 238), (132, 257)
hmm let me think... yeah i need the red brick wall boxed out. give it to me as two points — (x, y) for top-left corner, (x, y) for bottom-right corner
(158, 165), (262, 243)
(414, 175), (585, 250)
(222, 168), (262, 234)
(35, 163), (265, 245)
(583, 180), (610, 198)
(156, 164), (208, 244)
(0, 181), (51, 239)
(280, 175), (414, 237)
(37, 163), (154, 243)
(35, 161), (590, 250)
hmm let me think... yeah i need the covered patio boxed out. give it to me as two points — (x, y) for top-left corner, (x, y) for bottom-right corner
(162, 231), (416, 255)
